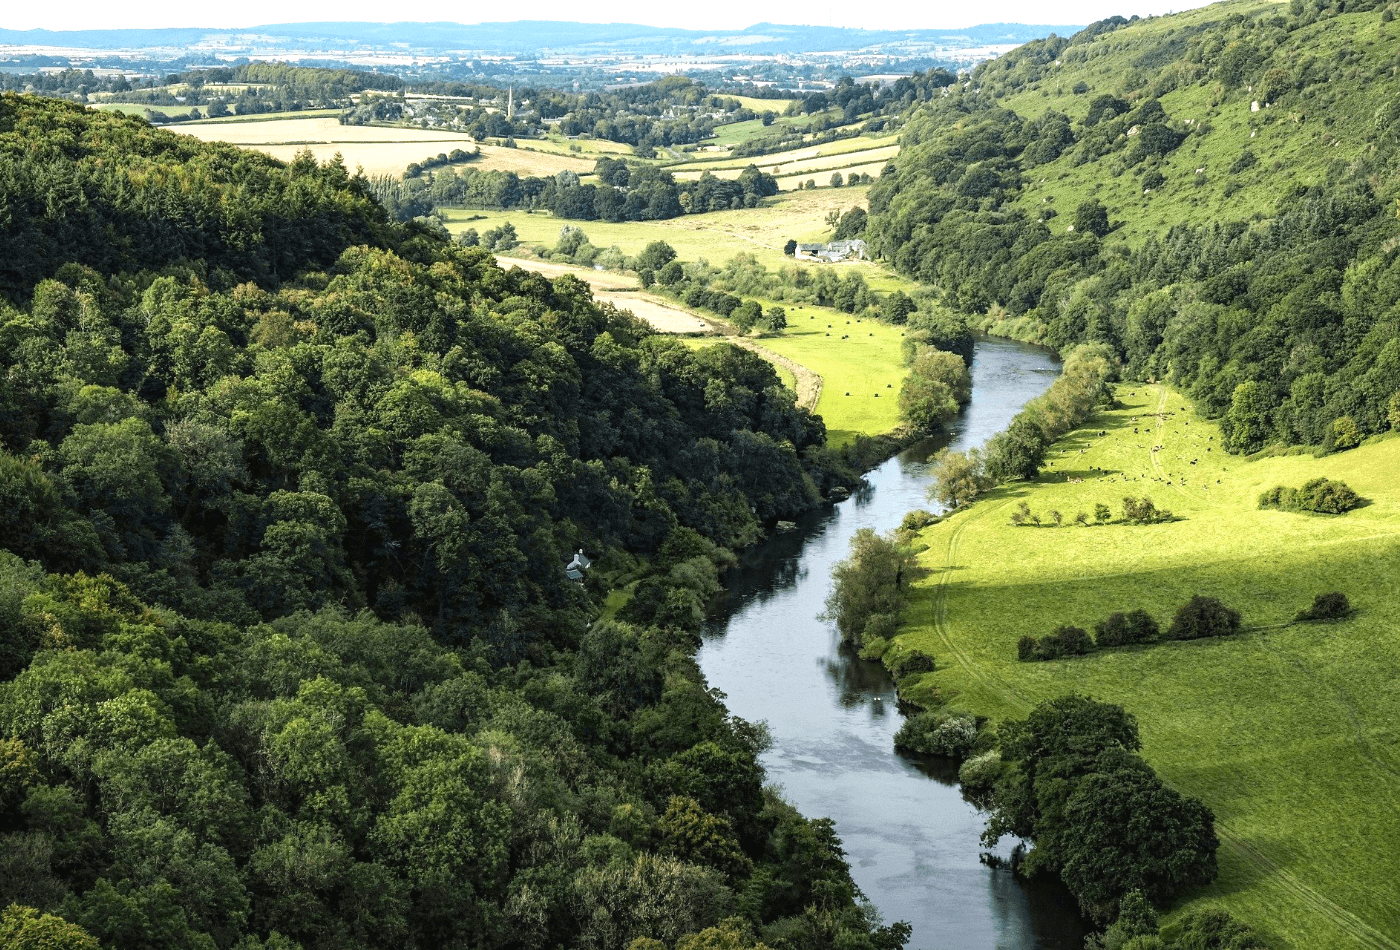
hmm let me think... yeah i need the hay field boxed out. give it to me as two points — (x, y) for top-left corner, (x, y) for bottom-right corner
(898, 385), (1400, 950)
(174, 116), (595, 177)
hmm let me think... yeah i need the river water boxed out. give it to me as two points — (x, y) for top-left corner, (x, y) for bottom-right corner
(697, 337), (1086, 950)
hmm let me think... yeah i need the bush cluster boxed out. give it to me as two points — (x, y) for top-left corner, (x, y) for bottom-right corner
(1018, 624), (1094, 661)
(1094, 609), (1161, 647)
(893, 710), (979, 759)
(1296, 591), (1352, 621)
(1121, 496), (1174, 524)
(1166, 595), (1242, 640)
(1018, 597), (1242, 661)
(887, 649), (937, 682)
(1259, 478), (1360, 514)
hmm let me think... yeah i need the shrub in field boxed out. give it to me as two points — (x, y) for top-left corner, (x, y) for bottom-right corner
(1122, 496), (1172, 524)
(1094, 609), (1160, 647)
(1094, 503), (1112, 523)
(894, 710), (979, 758)
(1166, 596), (1241, 640)
(1296, 591), (1351, 621)
(1020, 625), (1095, 661)
(888, 649), (936, 681)
(1259, 478), (1359, 514)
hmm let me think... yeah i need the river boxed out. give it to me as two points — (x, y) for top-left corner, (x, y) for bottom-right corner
(697, 336), (1086, 950)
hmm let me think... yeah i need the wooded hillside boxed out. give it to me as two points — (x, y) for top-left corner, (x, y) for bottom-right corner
(865, 0), (1400, 452)
(0, 95), (904, 950)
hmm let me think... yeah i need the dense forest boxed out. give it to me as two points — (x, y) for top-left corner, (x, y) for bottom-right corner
(862, 0), (1400, 453)
(0, 94), (910, 950)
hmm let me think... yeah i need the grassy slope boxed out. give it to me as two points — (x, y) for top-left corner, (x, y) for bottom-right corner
(996, 0), (1398, 246)
(897, 384), (1400, 950)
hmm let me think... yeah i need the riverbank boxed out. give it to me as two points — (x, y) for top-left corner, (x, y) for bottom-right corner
(894, 383), (1400, 950)
(698, 337), (1083, 950)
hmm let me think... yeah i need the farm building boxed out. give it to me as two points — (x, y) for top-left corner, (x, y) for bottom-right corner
(795, 239), (868, 262)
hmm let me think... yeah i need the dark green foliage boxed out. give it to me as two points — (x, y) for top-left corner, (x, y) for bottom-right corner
(1074, 199), (1110, 237)
(893, 710), (978, 758)
(0, 99), (899, 950)
(1167, 596), (1242, 641)
(986, 696), (1218, 923)
(834, 207), (868, 240)
(1296, 592), (1351, 622)
(1019, 624), (1095, 661)
(1162, 908), (1272, 949)
(1094, 610), (1160, 647)
(0, 95), (392, 299)
(1258, 478), (1359, 514)
(886, 649), (935, 682)
(986, 418), (1049, 481)
(823, 529), (917, 648)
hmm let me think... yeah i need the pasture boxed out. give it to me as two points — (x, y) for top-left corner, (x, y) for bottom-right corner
(755, 309), (908, 445)
(897, 384), (1400, 950)
(445, 186), (876, 270)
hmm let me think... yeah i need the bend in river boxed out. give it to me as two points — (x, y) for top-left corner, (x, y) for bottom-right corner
(698, 336), (1086, 950)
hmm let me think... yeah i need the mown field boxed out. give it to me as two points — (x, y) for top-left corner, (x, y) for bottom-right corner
(174, 115), (597, 177)
(897, 384), (1400, 950)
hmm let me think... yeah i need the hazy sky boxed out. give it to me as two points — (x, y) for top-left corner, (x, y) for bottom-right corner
(7, 1), (1208, 33)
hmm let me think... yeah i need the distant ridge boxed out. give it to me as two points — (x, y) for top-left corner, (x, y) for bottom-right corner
(0, 20), (1083, 54)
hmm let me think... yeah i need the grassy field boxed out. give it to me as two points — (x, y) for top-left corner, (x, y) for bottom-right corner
(668, 133), (899, 173)
(756, 308), (907, 445)
(173, 116), (596, 178)
(444, 186), (875, 270)
(896, 384), (1400, 950)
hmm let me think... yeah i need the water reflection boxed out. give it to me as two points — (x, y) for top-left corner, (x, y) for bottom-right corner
(698, 337), (1085, 950)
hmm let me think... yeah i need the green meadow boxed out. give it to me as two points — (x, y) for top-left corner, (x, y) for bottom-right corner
(444, 186), (876, 270)
(755, 308), (907, 445)
(897, 384), (1400, 950)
